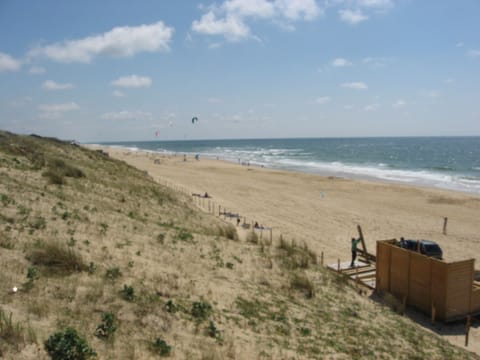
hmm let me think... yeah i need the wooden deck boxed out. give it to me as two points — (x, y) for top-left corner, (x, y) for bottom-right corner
(327, 260), (377, 289)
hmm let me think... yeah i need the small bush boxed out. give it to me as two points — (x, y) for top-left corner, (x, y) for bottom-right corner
(175, 228), (193, 242)
(164, 300), (177, 313)
(42, 169), (65, 185)
(120, 285), (135, 302)
(26, 266), (39, 281)
(0, 236), (14, 249)
(191, 301), (212, 320)
(44, 327), (96, 360)
(290, 273), (315, 299)
(207, 321), (222, 343)
(94, 312), (116, 340)
(105, 267), (122, 281)
(0, 307), (25, 347)
(28, 242), (86, 274)
(149, 338), (171, 357)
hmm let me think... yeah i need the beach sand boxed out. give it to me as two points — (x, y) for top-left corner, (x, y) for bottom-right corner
(91, 146), (480, 353)
(99, 147), (480, 265)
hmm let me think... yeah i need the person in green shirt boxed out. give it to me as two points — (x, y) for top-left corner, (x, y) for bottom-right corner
(350, 237), (361, 267)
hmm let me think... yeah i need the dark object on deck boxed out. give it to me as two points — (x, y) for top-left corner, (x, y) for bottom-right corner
(398, 239), (443, 260)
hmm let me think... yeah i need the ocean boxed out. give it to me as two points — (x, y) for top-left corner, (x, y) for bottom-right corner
(99, 137), (480, 195)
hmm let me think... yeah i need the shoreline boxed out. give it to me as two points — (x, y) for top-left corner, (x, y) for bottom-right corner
(90, 143), (480, 196)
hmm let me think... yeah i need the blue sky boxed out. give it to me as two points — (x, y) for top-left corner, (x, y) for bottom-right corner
(0, 0), (479, 142)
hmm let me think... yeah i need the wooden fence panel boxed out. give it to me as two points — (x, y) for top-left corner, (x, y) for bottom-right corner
(408, 252), (431, 312)
(431, 260), (448, 319)
(446, 260), (474, 320)
(376, 241), (391, 292)
(390, 248), (409, 298)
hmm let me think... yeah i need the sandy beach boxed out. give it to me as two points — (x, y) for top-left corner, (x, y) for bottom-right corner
(100, 146), (480, 266)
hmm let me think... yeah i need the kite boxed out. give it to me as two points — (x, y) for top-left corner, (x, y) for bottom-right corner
(191, 116), (198, 124)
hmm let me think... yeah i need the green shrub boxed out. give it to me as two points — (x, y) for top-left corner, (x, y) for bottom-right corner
(44, 327), (96, 360)
(105, 267), (122, 281)
(26, 266), (39, 281)
(206, 321), (222, 343)
(120, 285), (135, 302)
(94, 312), (116, 340)
(191, 301), (212, 320)
(175, 228), (193, 242)
(149, 338), (171, 357)
(164, 300), (177, 313)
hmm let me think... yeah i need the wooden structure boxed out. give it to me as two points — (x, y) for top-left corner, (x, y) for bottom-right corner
(327, 260), (377, 289)
(376, 239), (480, 322)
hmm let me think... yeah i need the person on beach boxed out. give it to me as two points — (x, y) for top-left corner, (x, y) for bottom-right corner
(350, 237), (361, 267)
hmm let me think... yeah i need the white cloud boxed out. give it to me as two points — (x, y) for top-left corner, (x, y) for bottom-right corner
(364, 103), (380, 111)
(467, 50), (480, 58)
(29, 66), (46, 74)
(339, 9), (368, 24)
(192, 0), (322, 41)
(111, 75), (152, 88)
(113, 90), (126, 97)
(29, 21), (173, 63)
(341, 81), (368, 90)
(275, 0), (322, 21)
(101, 110), (153, 121)
(223, 0), (275, 18)
(0, 52), (21, 72)
(42, 80), (74, 90)
(315, 96), (332, 104)
(392, 99), (406, 108)
(207, 97), (222, 103)
(331, 57), (352, 67)
(443, 78), (455, 84)
(38, 102), (79, 119)
(192, 12), (250, 41)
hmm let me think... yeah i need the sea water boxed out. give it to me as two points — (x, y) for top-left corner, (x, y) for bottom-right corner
(100, 137), (480, 195)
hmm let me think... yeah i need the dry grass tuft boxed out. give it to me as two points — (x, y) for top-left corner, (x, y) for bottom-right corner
(28, 241), (87, 274)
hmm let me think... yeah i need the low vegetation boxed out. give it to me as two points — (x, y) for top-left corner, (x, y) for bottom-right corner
(0, 130), (477, 359)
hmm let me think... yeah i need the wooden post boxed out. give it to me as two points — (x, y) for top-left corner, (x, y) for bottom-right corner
(357, 225), (369, 264)
(443, 217), (448, 235)
(337, 258), (340, 272)
(218, 205), (221, 216)
(321, 251), (324, 266)
(270, 228), (273, 244)
(465, 315), (471, 347)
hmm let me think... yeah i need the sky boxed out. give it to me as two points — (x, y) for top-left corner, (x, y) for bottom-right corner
(0, 0), (479, 142)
